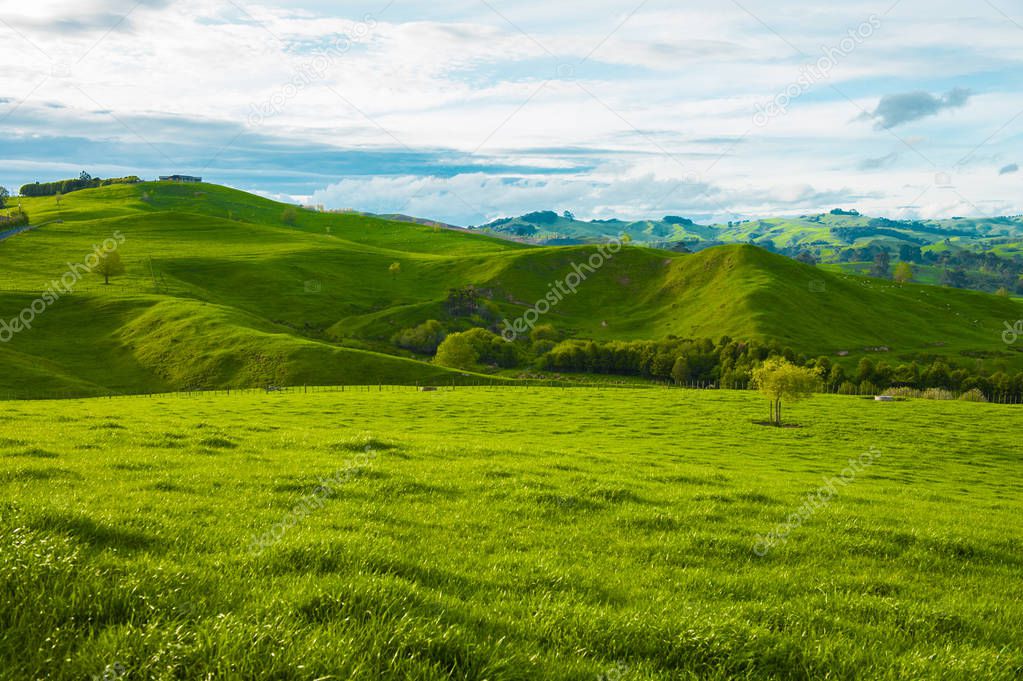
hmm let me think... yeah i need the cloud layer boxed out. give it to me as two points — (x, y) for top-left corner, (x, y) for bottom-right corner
(1, 0), (1022, 223)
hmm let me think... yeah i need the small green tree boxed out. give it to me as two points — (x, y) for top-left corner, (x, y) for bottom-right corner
(434, 332), (478, 370)
(894, 261), (913, 283)
(393, 320), (446, 354)
(281, 207), (297, 225)
(671, 355), (691, 384)
(95, 251), (125, 285)
(752, 357), (818, 426)
(530, 324), (559, 343)
(0, 186), (8, 208)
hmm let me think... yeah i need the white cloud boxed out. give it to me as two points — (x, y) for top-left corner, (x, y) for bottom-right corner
(1, 0), (1022, 223)
(309, 168), (869, 225)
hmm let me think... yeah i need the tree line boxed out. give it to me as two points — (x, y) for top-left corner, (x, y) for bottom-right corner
(537, 336), (1023, 399)
(787, 241), (1023, 295)
(391, 310), (1023, 402)
(19, 172), (142, 198)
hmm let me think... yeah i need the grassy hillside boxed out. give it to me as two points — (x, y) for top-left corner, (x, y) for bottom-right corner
(479, 209), (1023, 256)
(1, 389), (1020, 679)
(1, 182), (1020, 397)
(478, 210), (1023, 296)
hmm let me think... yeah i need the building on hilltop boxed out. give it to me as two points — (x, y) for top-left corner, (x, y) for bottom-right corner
(159, 175), (202, 183)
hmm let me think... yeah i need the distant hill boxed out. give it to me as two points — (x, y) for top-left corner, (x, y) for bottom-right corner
(474, 209), (1023, 295)
(347, 211), (467, 233)
(476, 211), (713, 246)
(0, 183), (1020, 397)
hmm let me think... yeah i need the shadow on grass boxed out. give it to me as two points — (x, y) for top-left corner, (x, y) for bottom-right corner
(751, 420), (803, 428)
(30, 511), (157, 552)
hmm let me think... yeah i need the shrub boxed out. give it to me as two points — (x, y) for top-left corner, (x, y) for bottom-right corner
(858, 380), (878, 396)
(532, 339), (556, 356)
(530, 324), (559, 343)
(281, 207), (298, 225)
(444, 286), (485, 317)
(462, 327), (519, 368)
(837, 381), (858, 395)
(434, 332), (477, 370)
(921, 388), (956, 401)
(958, 388), (988, 403)
(883, 386), (921, 398)
(393, 320), (446, 355)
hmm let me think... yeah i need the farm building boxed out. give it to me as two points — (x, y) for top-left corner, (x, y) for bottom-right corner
(159, 175), (202, 183)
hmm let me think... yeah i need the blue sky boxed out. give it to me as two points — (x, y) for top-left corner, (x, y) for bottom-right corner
(1, 0), (1022, 224)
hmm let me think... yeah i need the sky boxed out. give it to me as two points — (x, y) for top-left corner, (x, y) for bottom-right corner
(1, 0), (1022, 225)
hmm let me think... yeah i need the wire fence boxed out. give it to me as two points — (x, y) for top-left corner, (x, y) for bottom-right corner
(1, 379), (1019, 404)
(0, 381), (648, 402)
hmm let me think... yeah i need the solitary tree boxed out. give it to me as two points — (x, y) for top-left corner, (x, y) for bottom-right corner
(434, 332), (477, 370)
(95, 251), (125, 285)
(281, 207), (297, 225)
(0, 186), (8, 208)
(752, 357), (818, 426)
(893, 261), (913, 284)
(388, 262), (401, 279)
(869, 249), (891, 279)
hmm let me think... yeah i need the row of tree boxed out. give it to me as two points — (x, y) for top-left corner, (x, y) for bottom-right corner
(400, 318), (1023, 402)
(833, 244), (1023, 294)
(780, 237), (1023, 295)
(532, 336), (1023, 400)
(19, 172), (142, 197)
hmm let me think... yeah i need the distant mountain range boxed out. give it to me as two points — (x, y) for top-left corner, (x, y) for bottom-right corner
(470, 209), (1023, 295)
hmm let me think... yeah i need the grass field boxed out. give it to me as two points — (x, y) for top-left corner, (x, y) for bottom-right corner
(1, 387), (1020, 680)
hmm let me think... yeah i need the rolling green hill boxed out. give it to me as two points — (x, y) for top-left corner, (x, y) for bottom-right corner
(1, 182), (1020, 397)
(477, 210), (1023, 295)
(477, 209), (1023, 255)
